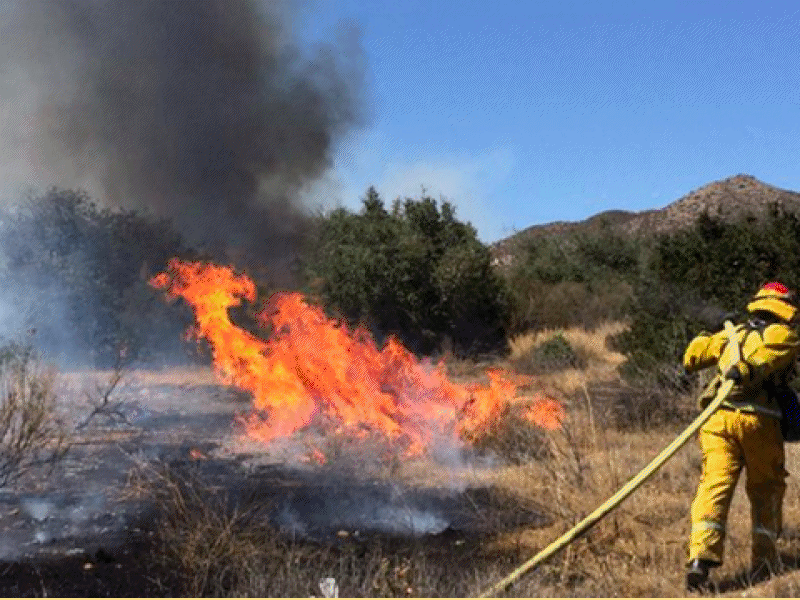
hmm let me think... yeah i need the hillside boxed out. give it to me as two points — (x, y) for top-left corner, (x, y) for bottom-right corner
(491, 174), (800, 268)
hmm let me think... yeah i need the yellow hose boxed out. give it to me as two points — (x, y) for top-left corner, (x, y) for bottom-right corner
(478, 321), (740, 598)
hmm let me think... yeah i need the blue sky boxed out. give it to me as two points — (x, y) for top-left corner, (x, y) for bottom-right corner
(298, 0), (800, 243)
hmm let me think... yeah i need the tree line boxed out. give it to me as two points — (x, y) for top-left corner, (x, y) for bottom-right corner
(5, 185), (800, 380)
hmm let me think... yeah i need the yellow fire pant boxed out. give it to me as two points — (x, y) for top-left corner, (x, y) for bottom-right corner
(689, 408), (787, 567)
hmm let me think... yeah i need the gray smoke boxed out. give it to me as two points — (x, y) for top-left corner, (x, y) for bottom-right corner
(0, 0), (364, 263)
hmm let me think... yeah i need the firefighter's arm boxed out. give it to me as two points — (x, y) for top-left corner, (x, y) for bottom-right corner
(728, 324), (800, 386)
(683, 330), (726, 372)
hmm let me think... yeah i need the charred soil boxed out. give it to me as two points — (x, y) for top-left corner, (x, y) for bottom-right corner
(0, 369), (550, 597)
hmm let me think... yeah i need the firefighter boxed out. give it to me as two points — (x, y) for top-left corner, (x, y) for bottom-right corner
(682, 282), (800, 591)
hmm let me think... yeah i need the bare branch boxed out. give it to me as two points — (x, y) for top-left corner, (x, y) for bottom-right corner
(76, 345), (136, 431)
(0, 345), (69, 488)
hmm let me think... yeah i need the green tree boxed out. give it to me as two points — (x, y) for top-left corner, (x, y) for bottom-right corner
(0, 187), (194, 366)
(303, 187), (507, 356)
(613, 206), (800, 387)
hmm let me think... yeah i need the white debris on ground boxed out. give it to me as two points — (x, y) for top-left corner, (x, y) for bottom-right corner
(319, 577), (339, 598)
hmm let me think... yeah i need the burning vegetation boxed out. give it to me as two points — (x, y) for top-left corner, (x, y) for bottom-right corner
(0, 1), (573, 591)
(7, 0), (786, 596)
(150, 259), (563, 459)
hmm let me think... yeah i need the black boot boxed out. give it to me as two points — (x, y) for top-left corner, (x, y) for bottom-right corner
(686, 559), (715, 591)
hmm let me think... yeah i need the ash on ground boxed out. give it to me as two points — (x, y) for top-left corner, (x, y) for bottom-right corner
(0, 373), (549, 564)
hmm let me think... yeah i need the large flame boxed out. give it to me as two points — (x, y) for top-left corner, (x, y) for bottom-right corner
(151, 259), (562, 455)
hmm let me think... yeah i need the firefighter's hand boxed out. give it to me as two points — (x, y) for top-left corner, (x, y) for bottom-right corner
(724, 365), (742, 383)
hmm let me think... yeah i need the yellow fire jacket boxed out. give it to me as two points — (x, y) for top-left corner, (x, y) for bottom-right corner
(684, 321), (800, 416)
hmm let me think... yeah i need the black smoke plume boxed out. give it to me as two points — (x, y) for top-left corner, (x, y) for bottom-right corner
(1, 0), (364, 275)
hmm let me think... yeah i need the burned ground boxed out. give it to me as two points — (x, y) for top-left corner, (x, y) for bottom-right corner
(0, 369), (549, 596)
(10, 331), (800, 596)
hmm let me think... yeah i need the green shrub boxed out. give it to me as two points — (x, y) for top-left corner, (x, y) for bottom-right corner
(302, 187), (508, 356)
(0, 187), (195, 366)
(505, 278), (634, 333)
(504, 220), (641, 333)
(613, 206), (800, 387)
(535, 333), (585, 370)
(511, 332), (587, 375)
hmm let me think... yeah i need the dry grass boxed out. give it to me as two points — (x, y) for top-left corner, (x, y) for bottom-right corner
(477, 391), (800, 597)
(482, 398), (701, 596)
(113, 322), (800, 596)
(504, 322), (627, 397)
(436, 322), (800, 596)
(59, 365), (218, 389)
(0, 348), (69, 487)
(508, 321), (628, 362)
(132, 395), (715, 597)
(131, 461), (523, 597)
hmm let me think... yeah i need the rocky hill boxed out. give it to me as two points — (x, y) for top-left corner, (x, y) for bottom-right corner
(490, 174), (800, 268)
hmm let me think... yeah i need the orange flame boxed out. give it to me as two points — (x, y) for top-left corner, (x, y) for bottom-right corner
(524, 397), (565, 430)
(307, 447), (326, 465)
(151, 259), (563, 455)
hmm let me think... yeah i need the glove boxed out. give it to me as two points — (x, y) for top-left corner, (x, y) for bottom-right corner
(683, 334), (712, 372)
(724, 365), (742, 383)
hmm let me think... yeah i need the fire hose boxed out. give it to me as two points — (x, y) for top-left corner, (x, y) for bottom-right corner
(478, 321), (741, 598)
